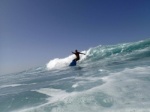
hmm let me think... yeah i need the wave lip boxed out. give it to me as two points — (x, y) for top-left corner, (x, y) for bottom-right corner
(46, 56), (73, 70)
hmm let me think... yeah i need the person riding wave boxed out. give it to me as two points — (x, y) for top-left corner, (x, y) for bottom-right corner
(72, 50), (85, 62)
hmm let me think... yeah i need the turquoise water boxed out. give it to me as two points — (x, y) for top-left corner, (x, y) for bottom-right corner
(0, 39), (150, 112)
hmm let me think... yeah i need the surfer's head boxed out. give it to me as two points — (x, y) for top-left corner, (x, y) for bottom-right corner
(75, 50), (78, 52)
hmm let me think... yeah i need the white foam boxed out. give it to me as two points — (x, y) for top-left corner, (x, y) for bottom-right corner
(33, 88), (83, 104)
(0, 83), (36, 89)
(0, 84), (24, 88)
(72, 83), (79, 88)
(98, 66), (150, 103)
(14, 88), (79, 112)
(13, 66), (150, 112)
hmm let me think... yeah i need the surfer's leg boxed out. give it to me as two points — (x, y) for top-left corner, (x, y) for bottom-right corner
(75, 58), (79, 61)
(73, 58), (78, 61)
(73, 59), (76, 61)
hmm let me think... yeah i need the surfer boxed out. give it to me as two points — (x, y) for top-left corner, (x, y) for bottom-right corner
(72, 50), (85, 62)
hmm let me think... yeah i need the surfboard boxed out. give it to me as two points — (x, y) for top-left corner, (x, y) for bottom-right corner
(69, 60), (76, 66)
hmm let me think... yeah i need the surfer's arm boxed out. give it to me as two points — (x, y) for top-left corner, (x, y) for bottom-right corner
(72, 52), (75, 54)
(79, 52), (86, 55)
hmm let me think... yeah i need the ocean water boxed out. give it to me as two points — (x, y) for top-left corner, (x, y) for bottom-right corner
(0, 39), (150, 112)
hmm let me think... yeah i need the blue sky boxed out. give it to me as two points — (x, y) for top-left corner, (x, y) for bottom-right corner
(0, 0), (150, 75)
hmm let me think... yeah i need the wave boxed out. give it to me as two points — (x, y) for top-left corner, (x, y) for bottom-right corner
(47, 39), (150, 70)
(2, 39), (150, 112)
